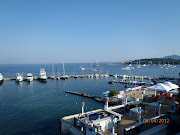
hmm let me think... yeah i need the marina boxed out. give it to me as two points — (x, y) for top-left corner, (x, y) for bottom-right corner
(0, 64), (179, 135)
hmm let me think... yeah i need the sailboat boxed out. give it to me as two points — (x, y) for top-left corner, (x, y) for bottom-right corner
(89, 64), (97, 71)
(61, 61), (68, 79)
(80, 63), (85, 71)
(137, 59), (142, 68)
(94, 59), (100, 67)
(74, 71), (78, 78)
(104, 70), (109, 78)
(172, 62), (176, 68)
(50, 64), (56, 79)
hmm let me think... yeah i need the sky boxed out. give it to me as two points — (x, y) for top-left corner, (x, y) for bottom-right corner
(0, 0), (180, 64)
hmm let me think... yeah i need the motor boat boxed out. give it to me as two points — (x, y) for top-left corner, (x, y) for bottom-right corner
(89, 69), (97, 72)
(122, 66), (131, 70)
(39, 68), (47, 81)
(94, 74), (99, 78)
(81, 67), (85, 71)
(16, 73), (23, 82)
(104, 74), (109, 78)
(0, 73), (3, 82)
(27, 73), (33, 82)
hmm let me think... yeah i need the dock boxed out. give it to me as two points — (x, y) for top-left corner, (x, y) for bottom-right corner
(65, 90), (96, 99)
(1, 74), (178, 83)
(65, 90), (104, 102)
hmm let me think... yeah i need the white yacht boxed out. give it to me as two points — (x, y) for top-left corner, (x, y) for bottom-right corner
(122, 66), (131, 70)
(113, 74), (118, 78)
(94, 74), (99, 78)
(89, 69), (97, 72)
(0, 73), (4, 82)
(143, 64), (147, 67)
(81, 67), (85, 71)
(27, 73), (33, 82)
(16, 73), (23, 82)
(39, 68), (47, 81)
(104, 74), (109, 78)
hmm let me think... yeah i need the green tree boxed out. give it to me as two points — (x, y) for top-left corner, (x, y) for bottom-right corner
(109, 88), (119, 97)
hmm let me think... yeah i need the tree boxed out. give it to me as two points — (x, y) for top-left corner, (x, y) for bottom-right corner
(109, 88), (119, 97)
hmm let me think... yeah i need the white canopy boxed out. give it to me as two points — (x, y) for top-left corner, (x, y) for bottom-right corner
(169, 89), (179, 95)
(147, 83), (172, 92)
(163, 81), (179, 89)
(102, 91), (109, 95)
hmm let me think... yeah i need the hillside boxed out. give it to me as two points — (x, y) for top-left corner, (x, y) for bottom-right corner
(163, 55), (180, 60)
(126, 58), (180, 65)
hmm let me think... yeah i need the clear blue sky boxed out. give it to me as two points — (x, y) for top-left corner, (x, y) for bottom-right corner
(0, 0), (180, 64)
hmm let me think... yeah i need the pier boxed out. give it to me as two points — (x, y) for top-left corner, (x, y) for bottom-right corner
(65, 90), (104, 102)
(65, 90), (96, 99)
(1, 74), (178, 82)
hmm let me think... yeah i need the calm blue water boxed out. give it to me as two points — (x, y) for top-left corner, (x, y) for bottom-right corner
(0, 63), (179, 135)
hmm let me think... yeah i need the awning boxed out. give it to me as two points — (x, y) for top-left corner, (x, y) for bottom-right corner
(147, 83), (172, 92)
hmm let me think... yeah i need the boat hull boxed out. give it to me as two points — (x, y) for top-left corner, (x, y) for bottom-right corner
(0, 80), (3, 85)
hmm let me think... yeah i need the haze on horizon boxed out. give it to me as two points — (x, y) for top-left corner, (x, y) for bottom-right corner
(0, 0), (180, 64)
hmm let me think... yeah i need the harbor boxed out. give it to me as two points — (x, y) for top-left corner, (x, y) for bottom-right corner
(0, 64), (179, 135)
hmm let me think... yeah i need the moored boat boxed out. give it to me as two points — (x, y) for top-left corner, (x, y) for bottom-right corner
(38, 68), (47, 81)
(16, 73), (23, 82)
(0, 73), (4, 83)
(27, 73), (33, 82)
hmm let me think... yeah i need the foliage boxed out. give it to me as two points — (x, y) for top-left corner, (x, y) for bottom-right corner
(109, 88), (119, 97)
(128, 58), (180, 65)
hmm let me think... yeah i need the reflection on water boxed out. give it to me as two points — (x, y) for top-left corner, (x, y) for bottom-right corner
(15, 81), (23, 87)
(39, 80), (47, 83)
(0, 81), (3, 86)
(27, 81), (33, 89)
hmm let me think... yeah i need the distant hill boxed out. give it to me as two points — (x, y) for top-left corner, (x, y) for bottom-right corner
(163, 55), (180, 60)
(112, 55), (180, 65)
(120, 58), (180, 65)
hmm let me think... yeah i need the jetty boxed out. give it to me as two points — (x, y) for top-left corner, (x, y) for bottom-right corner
(65, 90), (96, 99)
(65, 90), (104, 103)
(1, 74), (178, 83)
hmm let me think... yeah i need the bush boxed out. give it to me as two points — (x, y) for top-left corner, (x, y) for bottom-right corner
(109, 88), (119, 97)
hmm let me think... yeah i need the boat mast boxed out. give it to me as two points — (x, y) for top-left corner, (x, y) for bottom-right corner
(63, 60), (65, 76)
(52, 64), (54, 76)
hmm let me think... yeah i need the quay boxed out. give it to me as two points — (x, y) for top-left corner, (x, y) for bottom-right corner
(65, 90), (96, 99)
(65, 90), (123, 105)
(1, 74), (178, 82)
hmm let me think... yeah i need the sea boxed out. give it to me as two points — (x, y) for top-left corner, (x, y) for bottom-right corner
(0, 63), (179, 135)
